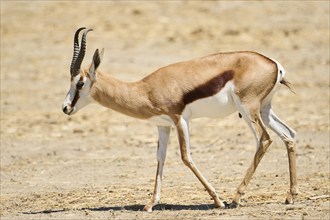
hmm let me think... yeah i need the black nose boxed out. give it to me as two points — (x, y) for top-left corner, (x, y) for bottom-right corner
(62, 106), (67, 114)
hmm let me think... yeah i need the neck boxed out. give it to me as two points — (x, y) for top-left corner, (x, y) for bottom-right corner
(90, 71), (155, 119)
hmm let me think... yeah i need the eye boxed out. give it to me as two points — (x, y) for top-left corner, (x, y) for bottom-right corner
(76, 81), (84, 90)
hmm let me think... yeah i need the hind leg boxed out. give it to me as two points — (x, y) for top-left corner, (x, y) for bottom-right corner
(261, 103), (298, 204)
(230, 95), (273, 207)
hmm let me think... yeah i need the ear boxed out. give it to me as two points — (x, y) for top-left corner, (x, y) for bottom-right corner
(88, 48), (104, 81)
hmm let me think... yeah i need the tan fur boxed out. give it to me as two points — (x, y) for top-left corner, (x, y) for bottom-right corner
(87, 51), (278, 118)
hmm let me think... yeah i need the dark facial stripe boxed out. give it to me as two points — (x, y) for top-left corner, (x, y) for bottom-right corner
(183, 70), (234, 105)
(71, 90), (80, 108)
(71, 76), (84, 108)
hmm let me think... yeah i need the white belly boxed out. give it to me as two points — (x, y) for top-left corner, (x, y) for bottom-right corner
(148, 82), (237, 126)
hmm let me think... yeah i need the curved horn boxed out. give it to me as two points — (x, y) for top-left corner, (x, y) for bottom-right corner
(70, 27), (86, 76)
(72, 28), (93, 77)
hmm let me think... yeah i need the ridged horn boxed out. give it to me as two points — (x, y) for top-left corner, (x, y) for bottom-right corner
(71, 28), (93, 77)
(70, 27), (86, 76)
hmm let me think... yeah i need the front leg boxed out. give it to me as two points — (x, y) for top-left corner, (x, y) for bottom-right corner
(143, 126), (171, 212)
(174, 115), (225, 208)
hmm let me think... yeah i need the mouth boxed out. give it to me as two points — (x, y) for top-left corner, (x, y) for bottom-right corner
(67, 108), (74, 115)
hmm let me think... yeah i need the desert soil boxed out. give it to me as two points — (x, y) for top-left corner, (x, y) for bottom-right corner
(1, 1), (329, 220)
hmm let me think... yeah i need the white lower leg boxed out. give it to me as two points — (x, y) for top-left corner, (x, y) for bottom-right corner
(144, 126), (170, 212)
(261, 104), (298, 203)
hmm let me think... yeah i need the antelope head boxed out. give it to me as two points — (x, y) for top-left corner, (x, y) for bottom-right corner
(62, 27), (103, 115)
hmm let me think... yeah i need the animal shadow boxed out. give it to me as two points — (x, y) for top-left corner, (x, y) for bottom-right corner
(23, 203), (216, 214)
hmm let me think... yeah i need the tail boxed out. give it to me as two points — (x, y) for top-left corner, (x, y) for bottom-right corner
(280, 78), (296, 94)
(272, 59), (296, 94)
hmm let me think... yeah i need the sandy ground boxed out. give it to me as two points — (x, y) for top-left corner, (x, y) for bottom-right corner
(1, 1), (329, 219)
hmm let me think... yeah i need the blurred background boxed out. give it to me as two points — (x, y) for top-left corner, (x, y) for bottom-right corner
(1, 1), (329, 219)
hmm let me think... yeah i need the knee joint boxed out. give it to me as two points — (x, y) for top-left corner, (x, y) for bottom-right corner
(260, 138), (273, 149)
(181, 155), (192, 167)
(284, 139), (296, 151)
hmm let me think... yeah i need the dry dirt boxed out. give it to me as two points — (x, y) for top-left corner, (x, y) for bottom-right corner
(1, 1), (329, 220)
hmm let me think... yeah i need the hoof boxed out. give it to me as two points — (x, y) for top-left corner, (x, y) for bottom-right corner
(224, 201), (239, 209)
(215, 201), (226, 209)
(143, 204), (153, 212)
(285, 197), (294, 204)
(285, 191), (297, 204)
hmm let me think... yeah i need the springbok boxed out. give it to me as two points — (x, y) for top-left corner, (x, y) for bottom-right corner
(62, 27), (297, 211)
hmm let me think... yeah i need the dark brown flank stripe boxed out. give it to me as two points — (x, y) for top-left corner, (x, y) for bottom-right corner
(183, 70), (234, 105)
